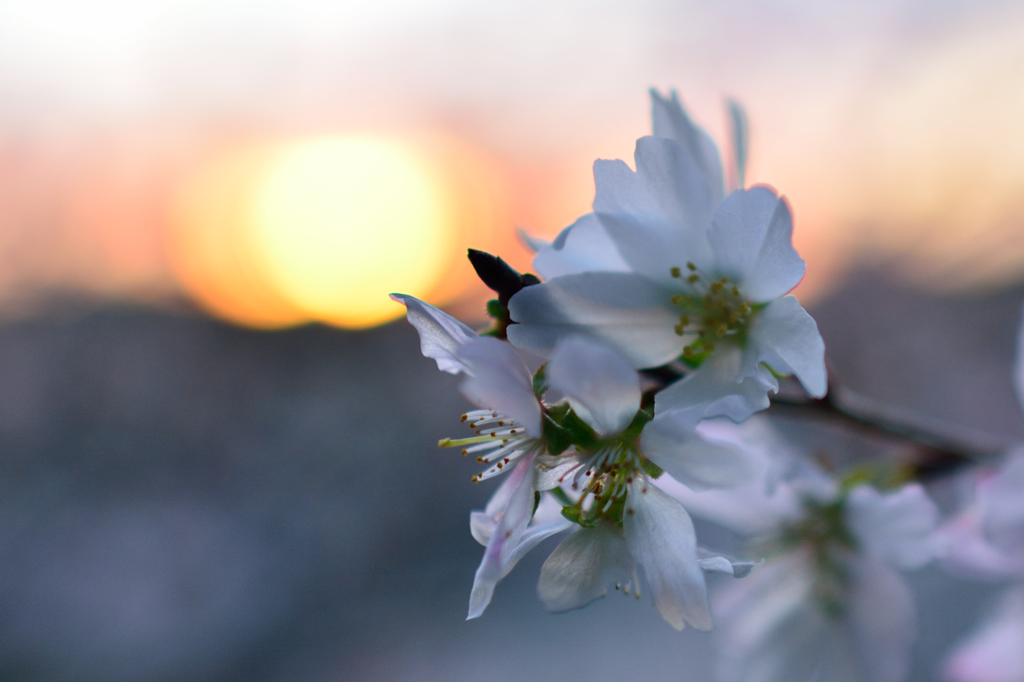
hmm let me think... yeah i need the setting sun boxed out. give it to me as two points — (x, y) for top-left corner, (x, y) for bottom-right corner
(169, 133), (510, 330)
(250, 136), (455, 328)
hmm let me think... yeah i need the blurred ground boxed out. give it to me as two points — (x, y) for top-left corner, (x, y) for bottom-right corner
(0, 268), (1020, 681)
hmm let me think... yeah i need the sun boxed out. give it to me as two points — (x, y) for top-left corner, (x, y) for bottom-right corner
(247, 135), (455, 329)
(169, 132), (512, 329)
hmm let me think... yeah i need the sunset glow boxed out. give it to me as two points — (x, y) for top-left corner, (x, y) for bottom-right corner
(168, 133), (510, 329)
(250, 136), (454, 328)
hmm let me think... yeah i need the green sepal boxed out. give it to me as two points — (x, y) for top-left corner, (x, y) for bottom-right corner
(561, 504), (595, 528)
(619, 408), (653, 441)
(601, 496), (627, 528)
(639, 456), (664, 480)
(561, 409), (599, 451)
(532, 363), (549, 399)
(549, 487), (574, 507)
(485, 298), (505, 320)
(680, 345), (713, 369)
(545, 401), (571, 423)
(542, 414), (572, 455)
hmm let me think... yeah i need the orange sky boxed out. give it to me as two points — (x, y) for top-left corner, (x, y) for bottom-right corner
(1, 0), (1023, 326)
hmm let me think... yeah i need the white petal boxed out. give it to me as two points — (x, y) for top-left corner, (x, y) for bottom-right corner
(983, 450), (1024, 557)
(547, 336), (641, 436)
(390, 294), (476, 374)
(537, 523), (635, 613)
(846, 557), (917, 682)
(623, 477), (710, 630)
(592, 136), (717, 285)
(640, 412), (755, 491)
(655, 346), (777, 423)
(726, 98), (749, 192)
(528, 213), (631, 281)
(467, 455), (535, 619)
(457, 337), (542, 437)
(649, 88), (725, 205)
(534, 452), (587, 491)
(517, 227), (550, 254)
(698, 554), (762, 578)
(469, 511), (495, 547)
(507, 272), (683, 368)
(708, 187), (805, 302)
(470, 468), (528, 546)
(506, 517), (575, 569)
(745, 295), (827, 398)
(715, 555), (831, 682)
(846, 483), (941, 570)
(940, 503), (1024, 579)
(945, 586), (1024, 682)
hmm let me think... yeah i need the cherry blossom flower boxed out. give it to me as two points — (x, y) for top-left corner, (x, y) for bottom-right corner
(392, 294), (562, 618)
(666, 418), (941, 682)
(530, 335), (755, 630)
(508, 93), (825, 425)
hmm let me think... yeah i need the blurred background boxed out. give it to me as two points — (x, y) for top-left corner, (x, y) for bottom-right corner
(0, 0), (1024, 679)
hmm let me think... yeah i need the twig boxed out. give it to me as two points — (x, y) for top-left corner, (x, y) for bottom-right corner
(768, 380), (1012, 479)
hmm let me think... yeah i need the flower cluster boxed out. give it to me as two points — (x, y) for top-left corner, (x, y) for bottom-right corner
(389, 87), (1024, 681)
(393, 88), (825, 631)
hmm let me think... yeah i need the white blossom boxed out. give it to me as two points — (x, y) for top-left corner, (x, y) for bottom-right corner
(508, 92), (825, 426)
(666, 418), (941, 682)
(391, 294), (556, 618)
(532, 335), (754, 630)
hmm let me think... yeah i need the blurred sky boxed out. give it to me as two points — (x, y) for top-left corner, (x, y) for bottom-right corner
(1, 0), (1024, 327)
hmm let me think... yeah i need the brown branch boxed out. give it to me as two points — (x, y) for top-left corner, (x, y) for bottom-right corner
(767, 381), (1012, 480)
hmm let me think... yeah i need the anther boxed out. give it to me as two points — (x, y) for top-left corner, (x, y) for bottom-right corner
(674, 324), (684, 336)
(687, 274), (700, 284)
(626, 508), (634, 515)
(716, 323), (728, 337)
(686, 261), (697, 271)
(460, 414), (468, 422)
(682, 346), (693, 359)
(496, 462), (503, 469)
(679, 315), (689, 326)
(732, 285), (740, 297)
(710, 281), (724, 293)
(461, 449), (468, 456)
(670, 266), (681, 278)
